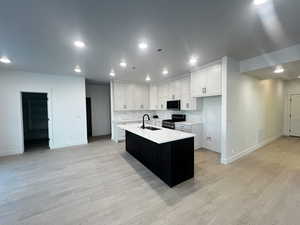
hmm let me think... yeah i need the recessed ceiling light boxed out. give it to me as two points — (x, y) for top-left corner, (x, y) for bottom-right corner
(74, 40), (86, 49)
(138, 41), (148, 50)
(253, 0), (268, 6)
(162, 68), (169, 75)
(0, 56), (11, 64)
(74, 65), (82, 73)
(145, 74), (151, 82)
(109, 69), (115, 77)
(120, 60), (127, 68)
(189, 55), (198, 66)
(274, 65), (284, 74)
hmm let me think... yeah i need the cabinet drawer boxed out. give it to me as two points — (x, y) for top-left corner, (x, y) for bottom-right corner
(176, 124), (192, 133)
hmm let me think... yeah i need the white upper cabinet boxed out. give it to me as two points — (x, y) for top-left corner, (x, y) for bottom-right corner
(191, 64), (222, 98)
(168, 79), (181, 100)
(113, 82), (129, 111)
(158, 83), (168, 110)
(149, 85), (158, 110)
(180, 77), (196, 110)
(137, 84), (149, 110)
(113, 81), (149, 111)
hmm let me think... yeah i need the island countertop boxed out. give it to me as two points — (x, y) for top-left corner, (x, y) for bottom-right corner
(118, 123), (195, 144)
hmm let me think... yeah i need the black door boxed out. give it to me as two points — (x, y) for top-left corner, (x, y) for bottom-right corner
(86, 97), (92, 137)
(22, 92), (49, 151)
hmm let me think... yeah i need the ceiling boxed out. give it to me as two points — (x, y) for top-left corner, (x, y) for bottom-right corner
(0, 0), (300, 83)
(244, 60), (300, 80)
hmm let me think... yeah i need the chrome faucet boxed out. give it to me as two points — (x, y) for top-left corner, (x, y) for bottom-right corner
(142, 114), (150, 129)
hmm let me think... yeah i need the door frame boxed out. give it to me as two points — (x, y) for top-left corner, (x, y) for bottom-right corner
(288, 93), (300, 136)
(20, 90), (54, 154)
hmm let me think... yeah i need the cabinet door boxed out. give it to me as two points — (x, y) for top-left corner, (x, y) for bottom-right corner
(158, 83), (168, 110)
(114, 82), (128, 110)
(206, 64), (222, 97)
(181, 77), (196, 110)
(191, 70), (206, 97)
(191, 125), (202, 150)
(149, 85), (158, 110)
(168, 80), (181, 100)
(140, 85), (149, 110)
(127, 84), (137, 110)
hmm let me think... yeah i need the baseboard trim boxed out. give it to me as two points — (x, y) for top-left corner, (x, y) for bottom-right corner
(221, 134), (282, 164)
(0, 148), (22, 157)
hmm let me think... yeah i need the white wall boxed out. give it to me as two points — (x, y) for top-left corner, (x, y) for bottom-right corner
(86, 84), (111, 136)
(0, 70), (88, 156)
(224, 58), (285, 164)
(283, 79), (300, 135)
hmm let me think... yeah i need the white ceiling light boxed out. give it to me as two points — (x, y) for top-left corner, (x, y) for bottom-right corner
(138, 41), (148, 50)
(0, 56), (12, 64)
(189, 55), (198, 66)
(145, 74), (151, 82)
(74, 40), (86, 49)
(297, 76), (300, 79)
(120, 60), (127, 68)
(109, 69), (115, 77)
(273, 65), (284, 74)
(162, 68), (169, 75)
(253, 0), (268, 6)
(74, 65), (82, 73)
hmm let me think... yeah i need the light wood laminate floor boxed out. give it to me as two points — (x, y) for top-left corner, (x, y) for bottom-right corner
(0, 137), (300, 225)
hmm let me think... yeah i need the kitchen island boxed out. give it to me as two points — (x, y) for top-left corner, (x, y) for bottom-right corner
(118, 123), (195, 187)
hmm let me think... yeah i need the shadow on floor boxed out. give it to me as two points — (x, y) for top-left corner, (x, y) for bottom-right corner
(120, 150), (202, 206)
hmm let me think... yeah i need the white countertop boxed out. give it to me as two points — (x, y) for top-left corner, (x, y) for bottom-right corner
(176, 121), (203, 126)
(118, 123), (195, 144)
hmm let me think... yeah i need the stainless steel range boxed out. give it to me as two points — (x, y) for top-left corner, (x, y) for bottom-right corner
(162, 114), (186, 129)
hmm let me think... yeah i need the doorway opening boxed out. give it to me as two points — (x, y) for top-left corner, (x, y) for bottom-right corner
(86, 97), (93, 140)
(22, 92), (49, 152)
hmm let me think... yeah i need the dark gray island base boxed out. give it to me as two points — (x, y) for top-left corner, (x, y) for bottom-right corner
(125, 131), (194, 187)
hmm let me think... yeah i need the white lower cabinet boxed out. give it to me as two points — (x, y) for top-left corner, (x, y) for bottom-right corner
(114, 121), (142, 142)
(175, 123), (202, 150)
(117, 126), (125, 142)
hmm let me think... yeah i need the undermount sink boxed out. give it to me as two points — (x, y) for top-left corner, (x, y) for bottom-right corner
(141, 126), (161, 131)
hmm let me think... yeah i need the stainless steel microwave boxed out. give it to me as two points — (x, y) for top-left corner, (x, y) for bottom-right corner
(167, 100), (181, 110)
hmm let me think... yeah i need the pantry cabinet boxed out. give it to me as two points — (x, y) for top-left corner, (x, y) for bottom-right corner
(191, 64), (222, 98)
